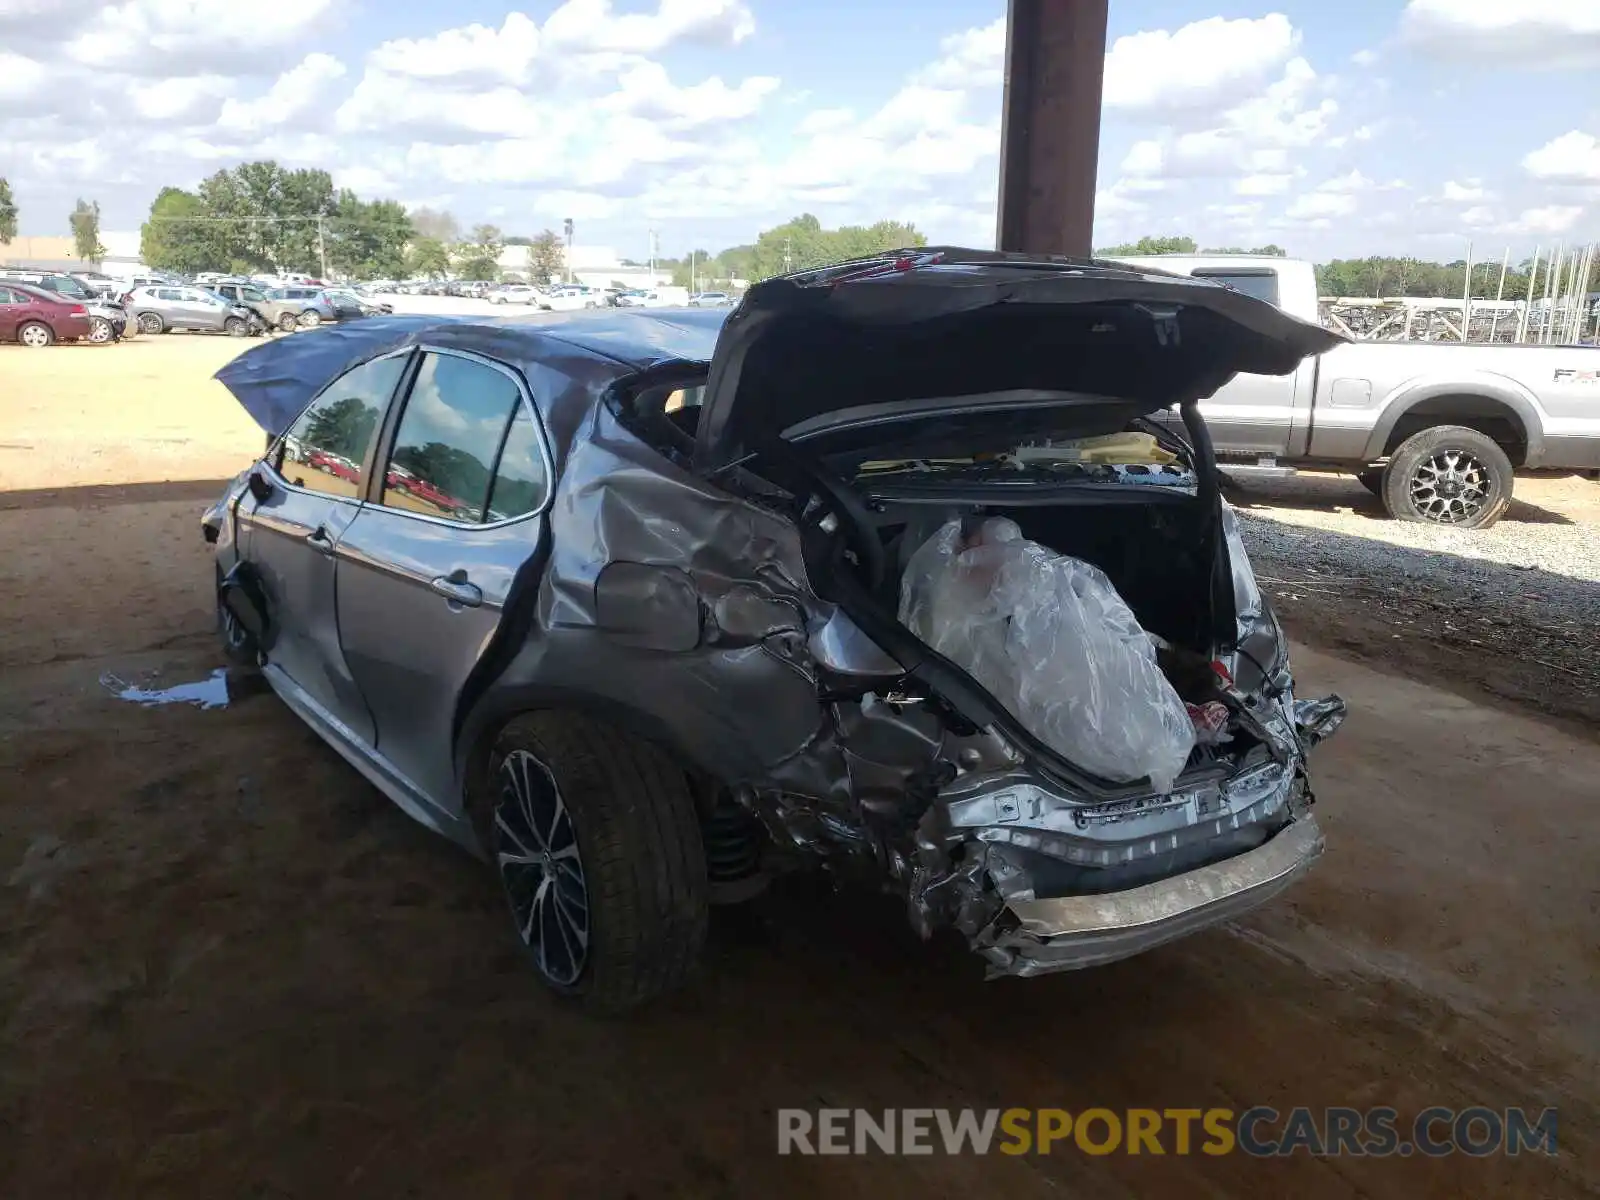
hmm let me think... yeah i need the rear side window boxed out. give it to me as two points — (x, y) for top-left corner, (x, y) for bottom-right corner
(381, 353), (526, 524)
(276, 355), (408, 499)
(1192, 270), (1280, 307)
(157, 288), (182, 301)
(486, 408), (550, 521)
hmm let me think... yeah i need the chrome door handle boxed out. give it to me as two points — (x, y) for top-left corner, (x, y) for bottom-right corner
(305, 526), (335, 555)
(429, 573), (483, 607)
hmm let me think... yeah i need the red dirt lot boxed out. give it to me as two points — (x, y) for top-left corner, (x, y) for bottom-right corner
(1, 338), (1597, 1197)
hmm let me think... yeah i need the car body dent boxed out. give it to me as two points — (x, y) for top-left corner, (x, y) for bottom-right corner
(211, 270), (1343, 982)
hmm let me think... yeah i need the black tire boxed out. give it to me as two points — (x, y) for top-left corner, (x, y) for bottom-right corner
(486, 712), (708, 1010)
(1380, 425), (1513, 529)
(1355, 469), (1383, 496)
(215, 567), (258, 668)
(87, 316), (114, 344)
(17, 320), (55, 348)
(224, 316), (247, 336)
(277, 312), (298, 333)
(137, 311), (165, 334)
(298, 310), (321, 328)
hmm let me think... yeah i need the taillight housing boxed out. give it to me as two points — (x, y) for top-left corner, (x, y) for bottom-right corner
(68, 304), (87, 315)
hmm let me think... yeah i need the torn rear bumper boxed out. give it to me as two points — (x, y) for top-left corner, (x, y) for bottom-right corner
(976, 815), (1324, 978)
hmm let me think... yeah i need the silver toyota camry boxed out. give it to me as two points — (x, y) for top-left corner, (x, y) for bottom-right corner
(204, 249), (1347, 1010)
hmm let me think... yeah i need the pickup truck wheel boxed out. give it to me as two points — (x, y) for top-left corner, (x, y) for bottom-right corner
(487, 712), (708, 1010)
(1382, 426), (1513, 529)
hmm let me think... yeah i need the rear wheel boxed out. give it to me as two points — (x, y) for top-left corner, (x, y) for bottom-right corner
(216, 567), (258, 668)
(298, 310), (321, 328)
(18, 321), (54, 348)
(1380, 425), (1513, 529)
(277, 312), (298, 333)
(137, 311), (165, 334)
(486, 712), (708, 1010)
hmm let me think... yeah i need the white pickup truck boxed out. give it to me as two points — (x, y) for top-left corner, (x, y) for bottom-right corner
(1114, 255), (1600, 528)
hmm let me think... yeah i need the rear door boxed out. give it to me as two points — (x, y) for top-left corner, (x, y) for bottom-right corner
(0, 288), (22, 339)
(335, 349), (550, 812)
(242, 351), (413, 743)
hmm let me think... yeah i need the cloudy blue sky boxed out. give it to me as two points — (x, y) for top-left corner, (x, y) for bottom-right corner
(2, 0), (1598, 261)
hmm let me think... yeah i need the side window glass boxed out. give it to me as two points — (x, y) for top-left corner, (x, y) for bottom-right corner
(486, 407), (549, 521)
(157, 288), (180, 301)
(277, 355), (407, 499)
(1192, 270), (1281, 307)
(0, 289), (17, 304)
(382, 353), (521, 523)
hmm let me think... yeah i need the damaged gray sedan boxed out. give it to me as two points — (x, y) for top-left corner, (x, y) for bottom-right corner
(205, 249), (1347, 1009)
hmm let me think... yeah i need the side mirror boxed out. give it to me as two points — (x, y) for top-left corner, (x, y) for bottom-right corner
(247, 471), (274, 503)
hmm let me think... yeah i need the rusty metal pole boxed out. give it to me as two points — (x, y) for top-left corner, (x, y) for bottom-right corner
(996, 0), (1110, 258)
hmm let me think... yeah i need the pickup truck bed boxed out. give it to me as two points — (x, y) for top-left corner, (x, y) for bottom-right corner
(1113, 254), (1600, 528)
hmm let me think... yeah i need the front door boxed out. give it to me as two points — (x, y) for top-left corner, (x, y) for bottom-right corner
(335, 349), (551, 813)
(240, 351), (413, 743)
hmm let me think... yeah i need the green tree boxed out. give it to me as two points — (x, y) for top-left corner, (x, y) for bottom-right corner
(326, 191), (412, 279)
(1201, 244), (1287, 256)
(525, 229), (563, 284)
(1095, 234), (1200, 255)
(409, 207), (460, 243)
(406, 236), (451, 279)
(141, 187), (224, 273)
(0, 178), (17, 243)
(746, 214), (927, 281)
(69, 198), (103, 261)
(451, 223), (503, 281)
(304, 396), (379, 461)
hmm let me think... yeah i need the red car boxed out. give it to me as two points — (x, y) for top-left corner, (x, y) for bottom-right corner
(0, 282), (92, 347)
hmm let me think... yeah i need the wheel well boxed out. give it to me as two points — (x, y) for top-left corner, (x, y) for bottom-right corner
(1382, 395), (1528, 466)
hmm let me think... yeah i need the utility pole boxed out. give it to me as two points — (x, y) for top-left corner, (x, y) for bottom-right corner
(690, 249), (696, 294)
(782, 237), (793, 272)
(648, 229), (658, 282)
(563, 217), (574, 284)
(316, 214), (329, 282)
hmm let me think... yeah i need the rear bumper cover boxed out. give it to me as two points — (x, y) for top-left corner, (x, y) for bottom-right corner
(976, 815), (1324, 977)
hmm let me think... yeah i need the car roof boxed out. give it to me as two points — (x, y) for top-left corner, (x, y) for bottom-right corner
(215, 308), (730, 436)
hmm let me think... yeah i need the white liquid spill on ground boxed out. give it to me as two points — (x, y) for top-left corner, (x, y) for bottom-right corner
(100, 668), (230, 710)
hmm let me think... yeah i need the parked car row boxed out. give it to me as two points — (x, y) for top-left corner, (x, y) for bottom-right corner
(0, 274), (130, 345)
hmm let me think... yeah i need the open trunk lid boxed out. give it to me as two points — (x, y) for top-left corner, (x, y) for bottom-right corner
(693, 247), (1342, 469)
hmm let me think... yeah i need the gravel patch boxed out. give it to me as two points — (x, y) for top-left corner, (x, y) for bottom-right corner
(1225, 474), (1600, 729)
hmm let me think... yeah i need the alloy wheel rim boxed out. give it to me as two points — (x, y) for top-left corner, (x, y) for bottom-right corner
(139, 314), (161, 333)
(21, 325), (49, 346)
(88, 319), (111, 343)
(494, 750), (590, 985)
(219, 599), (248, 650)
(1408, 450), (1491, 523)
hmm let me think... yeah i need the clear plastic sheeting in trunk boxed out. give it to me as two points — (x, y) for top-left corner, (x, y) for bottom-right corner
(899, 518), (1196, 793)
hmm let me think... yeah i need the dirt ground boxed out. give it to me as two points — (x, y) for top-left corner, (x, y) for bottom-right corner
(2, 337), (1598, 1197)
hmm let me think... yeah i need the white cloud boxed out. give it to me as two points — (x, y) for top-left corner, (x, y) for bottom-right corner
(1399, 1), (1600, 67)
(915, 17), (1005, 88)
(1440, 178), (1488, 202)
(368, 13), (541, 86)
(1351, 48), (1379, 66)
(542, 0), (755, 55)
(1523, 131), (1600, 183)
(66, 0), (336, 73)
(601, 63), (779, 128)
(217, 54), (346, 133)
(1104, 14), (1298, 115)
(128, 74), (232, 124)
(0, 51), (49, 107)
(1286, 191), (1358, 221)
(1120, 140), (1165, 176)
(1319, 169), (1374, 193)
(1506, 204), (1587, 235)
(1459, 205), (1495, 228)
(1235, 173), (1293, 196)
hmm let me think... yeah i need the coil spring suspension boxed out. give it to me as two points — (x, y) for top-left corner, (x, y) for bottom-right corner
(703, 793), (762, 883)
